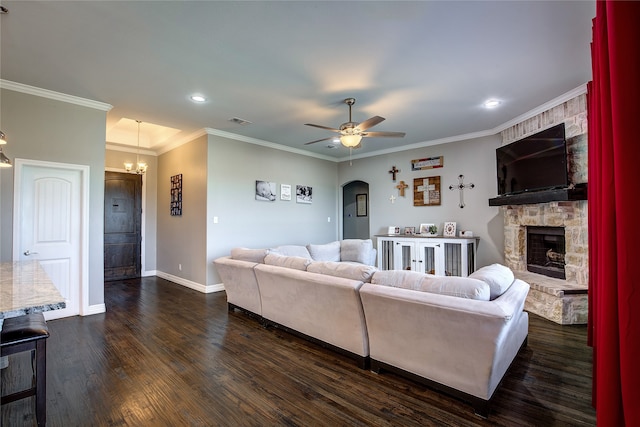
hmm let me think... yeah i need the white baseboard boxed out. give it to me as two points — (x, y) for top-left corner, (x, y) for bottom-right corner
(83, 303), (106, 316)
(155, 271), (225, 294)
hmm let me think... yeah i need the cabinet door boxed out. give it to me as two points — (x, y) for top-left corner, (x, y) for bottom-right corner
(417, 242), (443, 275)
(393, 240), (416, 271)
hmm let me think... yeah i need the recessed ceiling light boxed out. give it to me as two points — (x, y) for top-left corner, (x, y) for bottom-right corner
(483, 99), (501, 108)
(190, 94), (207, 103)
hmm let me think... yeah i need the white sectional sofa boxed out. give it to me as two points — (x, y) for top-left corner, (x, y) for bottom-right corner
(213, 241), (529, 416)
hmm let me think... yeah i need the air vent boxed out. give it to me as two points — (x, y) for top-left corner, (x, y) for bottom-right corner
(228, 117), (252, 126)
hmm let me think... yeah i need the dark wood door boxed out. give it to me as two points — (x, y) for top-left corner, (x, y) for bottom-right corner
(104, 171), (142, 281)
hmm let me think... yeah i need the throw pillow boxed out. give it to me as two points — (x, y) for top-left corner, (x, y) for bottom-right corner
(469, 263), (515, 300)
(230, 247), (268, 263)
(264, 253), (311, 271)
(306, 241), (341, 262)
(371, 270), (427, 290)
(269, 245), (312, 259)
(418, 275), (490, 301)
(307, 261), (377, 282)
(340, 239), (374, 264)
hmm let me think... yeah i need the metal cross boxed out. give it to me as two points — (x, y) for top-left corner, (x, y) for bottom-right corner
(389, 166), (400, 181)
(449, 174), (475, 208)
(396, 180), (409, 197)
(389, 195), (396, 204)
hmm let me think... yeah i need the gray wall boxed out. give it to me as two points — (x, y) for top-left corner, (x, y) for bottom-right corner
(0, 88), (107, 306)
(156, 135), (209, 285)
(105, 149), (158, 274)
(206, 135), (339, 285)
(337, 135), (505, 268)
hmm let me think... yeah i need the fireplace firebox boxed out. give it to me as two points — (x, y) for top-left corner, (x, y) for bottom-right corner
(527, 226), (566, 279)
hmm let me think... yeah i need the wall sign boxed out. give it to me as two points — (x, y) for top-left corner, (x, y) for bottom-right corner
(411, 156), (444, 171)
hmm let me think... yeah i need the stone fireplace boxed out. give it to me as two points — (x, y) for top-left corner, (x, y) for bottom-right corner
(498, 92), (589, 325)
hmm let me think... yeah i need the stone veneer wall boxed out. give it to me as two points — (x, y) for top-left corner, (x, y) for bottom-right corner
(500, 93), (589, 324)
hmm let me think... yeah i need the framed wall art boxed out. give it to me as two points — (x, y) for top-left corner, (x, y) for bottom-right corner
(356, 193), (368, 217)
(411, 156), (444, 171)
(443, 221), (457, 237)
(170, 174), (182, 216)
(296, 185), (312, 204)
(413, 176), (441, 206)
(280, 184), (292, 201)
(256, 180), (277, 201)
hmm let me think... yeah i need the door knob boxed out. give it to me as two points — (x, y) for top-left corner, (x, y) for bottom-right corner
(23, 250), (39, 256)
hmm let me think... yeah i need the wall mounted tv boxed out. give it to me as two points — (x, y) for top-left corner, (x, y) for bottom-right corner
(496, 123), (568, 197)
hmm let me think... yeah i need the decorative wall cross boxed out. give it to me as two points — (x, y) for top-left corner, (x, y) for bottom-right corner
(449, 174), (475, 208)
(396, 180), (409, 197)
(389, 166), (400, 181)
(389, 195), (396, 204)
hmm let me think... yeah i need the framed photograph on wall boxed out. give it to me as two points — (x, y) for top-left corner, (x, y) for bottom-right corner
(256, 180), (277, 201)
(356, 193), (367, 217)
(296, 185), (312, 204)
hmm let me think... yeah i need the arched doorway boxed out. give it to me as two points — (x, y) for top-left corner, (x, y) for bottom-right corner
(343, 180), (370, 239)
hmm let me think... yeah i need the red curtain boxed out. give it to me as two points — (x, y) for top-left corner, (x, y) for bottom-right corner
(588, 1), (640, 425)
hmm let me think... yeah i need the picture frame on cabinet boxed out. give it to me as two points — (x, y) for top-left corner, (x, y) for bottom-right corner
(443, 221), (457, 237)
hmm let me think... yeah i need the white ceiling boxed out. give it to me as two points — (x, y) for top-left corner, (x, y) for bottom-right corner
(0, 1), (595, 159)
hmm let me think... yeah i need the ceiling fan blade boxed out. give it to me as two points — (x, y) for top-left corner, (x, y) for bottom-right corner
(355, 116), (385, 131)
(362, 131), (406, 138)
(305, 123), (340, 132)
(304, 136), (334, 145)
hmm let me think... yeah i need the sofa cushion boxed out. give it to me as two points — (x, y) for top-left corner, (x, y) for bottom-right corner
(469, 263), (515, 300)
(307, 261), (377, 282)
(306, 241), (341, 262)
(340, 239), (375, 264)
(269, 245), (312, 259)
(230, 247), (268, 263)
(372, 270), (489, 300)
(264, 253), (311, 271)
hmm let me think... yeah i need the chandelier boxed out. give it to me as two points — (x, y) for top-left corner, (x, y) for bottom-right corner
(124, 120), (147, 174)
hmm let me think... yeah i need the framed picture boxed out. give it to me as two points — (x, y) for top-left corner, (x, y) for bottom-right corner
(296, 185), (312, 204)
(419, 223), (436, 235)
(170, 174), (182, 216)
(411, 156), (444, 171)
(387, 226), (400, 235)
(356, 193), (367, 217)
(404, 226), (416, 235)
(413, 176), (441, 206)
(256, 180), (277, 201)
(280, 184), (291, 201)
(443, 221), (457, 237)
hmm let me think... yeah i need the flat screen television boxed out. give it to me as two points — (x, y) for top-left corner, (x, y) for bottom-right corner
(496, 123), (568, 196)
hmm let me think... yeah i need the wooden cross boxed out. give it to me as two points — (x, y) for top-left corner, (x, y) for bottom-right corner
(389, 166), (400, 181)
(449, 174), (475, 208)
(396, 180), (409, 197)
(389, 195), (396, 204)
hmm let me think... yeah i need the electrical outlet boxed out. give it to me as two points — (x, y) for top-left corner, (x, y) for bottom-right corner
(178, 264), (182, 271)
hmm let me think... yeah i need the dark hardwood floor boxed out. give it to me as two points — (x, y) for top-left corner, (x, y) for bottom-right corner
(2, 277), (596, 426)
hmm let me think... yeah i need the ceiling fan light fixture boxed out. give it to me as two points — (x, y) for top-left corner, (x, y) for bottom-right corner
(0, 147), (12, 168)
(0, 130), (7, 145)
(340, 134), (362, 148)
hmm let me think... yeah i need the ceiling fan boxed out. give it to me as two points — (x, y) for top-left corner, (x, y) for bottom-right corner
(304, 98), (406, 148)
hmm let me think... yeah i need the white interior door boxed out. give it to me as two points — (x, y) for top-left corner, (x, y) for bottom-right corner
(13, 159), (88, 320)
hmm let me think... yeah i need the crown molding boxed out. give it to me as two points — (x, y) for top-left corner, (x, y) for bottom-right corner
(0, 79), (113, 111)
(105, 144), (157, 156)
(205, 128), (336, 162)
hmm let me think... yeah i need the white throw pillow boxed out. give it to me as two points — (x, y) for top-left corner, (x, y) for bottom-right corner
(307, 261), (377, 282)
(371, 270), (428, 290)
(230, 247), (268, 263)
(340, 239), (374, 264)
(306, 241), (341, 262)
(269, 245), (312, 259)
(418, 275), (490, 300)
(264, 253), (311, 271)
(469, 263), (515, 300)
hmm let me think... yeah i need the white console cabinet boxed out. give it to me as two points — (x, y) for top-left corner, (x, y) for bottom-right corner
(375, 235), (479, 277)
